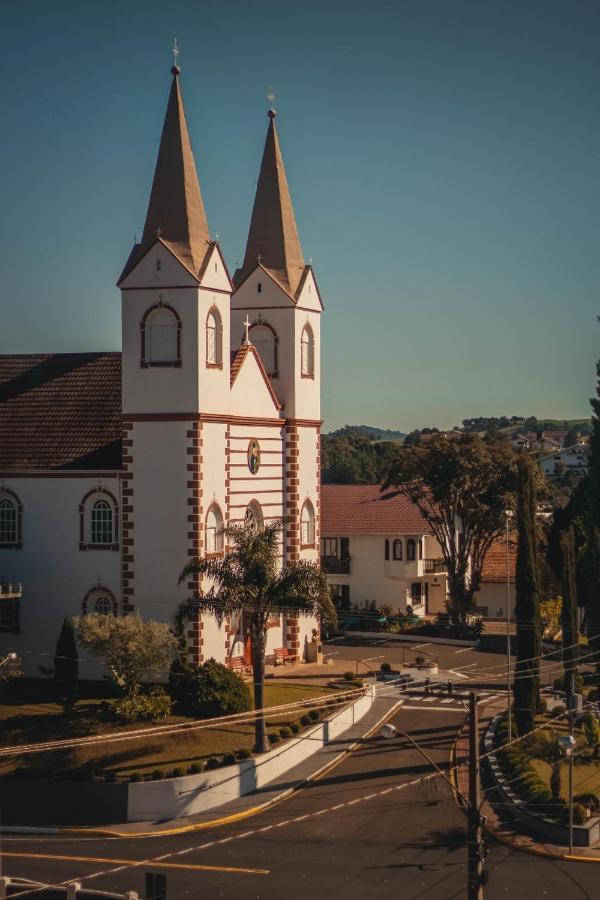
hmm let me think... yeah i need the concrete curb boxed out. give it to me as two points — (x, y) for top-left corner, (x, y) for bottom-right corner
(2, 698), (403, 840)
(345, 631), (477, 648)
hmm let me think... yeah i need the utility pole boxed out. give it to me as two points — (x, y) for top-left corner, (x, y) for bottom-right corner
(468, 691), (484, 900)
(505, 509), (513, 745)
(568, 672), (575, 856)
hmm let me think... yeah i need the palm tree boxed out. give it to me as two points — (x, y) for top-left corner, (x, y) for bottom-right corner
(179, 519), (337, 753)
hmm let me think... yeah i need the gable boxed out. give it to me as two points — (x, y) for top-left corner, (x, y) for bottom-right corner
(118, 240), (200, 289)
(198, 243), (233, 293)
(231, 265), (295, 310)
(295, 268), (324, 311)
(230, 347), (282, 418)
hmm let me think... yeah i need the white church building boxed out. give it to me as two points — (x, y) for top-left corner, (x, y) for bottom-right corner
(0, 64), (323, 676)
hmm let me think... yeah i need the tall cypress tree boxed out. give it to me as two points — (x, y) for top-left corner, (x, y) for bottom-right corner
(54, 616), (79, 713)
(513, 457), (541, 735)
(580, 358), (600, 672)
(560, 527), (579, 704)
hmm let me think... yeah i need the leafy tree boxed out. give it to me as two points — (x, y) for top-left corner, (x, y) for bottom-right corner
(54, 616), (79, 713)
(170, 659), (252, 718)
(513, 457), (541, 735)
(383, 434), (516, 616)
(179, 520), (337, 753)
(539, 596), (562, 637)
(564, 427), (580, 449)
(321, 428), (398, 484)
(560, 528), (579, 705)
(75, 613), (177, 698)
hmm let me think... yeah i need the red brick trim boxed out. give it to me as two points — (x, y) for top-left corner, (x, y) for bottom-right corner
(0, 486), (23, 549)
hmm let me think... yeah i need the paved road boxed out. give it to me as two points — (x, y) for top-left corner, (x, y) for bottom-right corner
(3, 703), (598, 899)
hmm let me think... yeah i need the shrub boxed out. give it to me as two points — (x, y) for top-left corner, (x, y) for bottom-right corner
(279, 727), (292, 739)
(236, 748), (252, 760)
(113, 687), (172, 723)
(290, 721), (301, 734)
(308, 708), (320, 721)
(352, 679), (364, 688)
(343, 671), (355, 682)
(415, 656), (425, 665)
(129, 772), (142, 782)
(268, 732), (281, 744)
(222, 753), (237, 766)
(151, 769), (165, 780)
(206, 756), (220, 770)
(380, 662), (391, 673)
(573, 803), (588, 825)
(169, 658), (252, 718)
(300, 713), (311, 726)
(188, 762), (203, 774)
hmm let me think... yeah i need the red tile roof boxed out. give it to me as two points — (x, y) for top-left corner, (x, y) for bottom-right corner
(321, 484), (429, 535)
(0, 353), (122, 470)
(481, 535), (516, 583)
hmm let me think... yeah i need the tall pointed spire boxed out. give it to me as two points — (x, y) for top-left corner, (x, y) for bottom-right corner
(140, 64), (211, 274)
(236, 110), (305, 296)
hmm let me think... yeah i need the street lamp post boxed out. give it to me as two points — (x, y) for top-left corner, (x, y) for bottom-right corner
(559, 733), (576, 855)
(505, 510), (513, 745)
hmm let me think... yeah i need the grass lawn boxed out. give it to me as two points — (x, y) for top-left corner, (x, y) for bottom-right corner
(526, 717), (600, 802)
(0, 681), (339, 780)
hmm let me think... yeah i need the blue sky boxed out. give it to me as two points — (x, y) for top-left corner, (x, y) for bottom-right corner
(1, 0), (598, 432)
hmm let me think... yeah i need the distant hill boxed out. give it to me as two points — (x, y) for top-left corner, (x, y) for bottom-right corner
(327, 424), (406, 442)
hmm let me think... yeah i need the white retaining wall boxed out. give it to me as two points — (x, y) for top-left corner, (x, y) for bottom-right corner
(127, 689), (374, 822)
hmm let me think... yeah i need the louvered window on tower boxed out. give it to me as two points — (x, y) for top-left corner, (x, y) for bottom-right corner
(206, 309), (222, 366)
(301, 325), (314, 377)
(148, 308), (178, 362)
(249, 324), (278, 377)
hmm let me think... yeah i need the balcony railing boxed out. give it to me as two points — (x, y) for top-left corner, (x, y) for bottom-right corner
(423, 558), (446, 574)
(321, 556), (351, 575)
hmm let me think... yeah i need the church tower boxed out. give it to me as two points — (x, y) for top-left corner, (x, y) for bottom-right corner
(232, 109), (323, 564)
(117, 63), (232, 624)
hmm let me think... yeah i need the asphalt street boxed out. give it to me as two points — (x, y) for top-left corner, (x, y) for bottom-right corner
(3, 701), (599, 900)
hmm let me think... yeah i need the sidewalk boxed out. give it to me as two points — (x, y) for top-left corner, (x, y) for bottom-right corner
(454, 697), (600, 862)
(7, 694), (401, 838)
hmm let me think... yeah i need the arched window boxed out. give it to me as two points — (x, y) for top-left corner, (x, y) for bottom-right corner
(393, 539), (403, 561)
(95, 596), (113, 615)
(80, 489), (118, 551)
(205, 504), (224, 554)
(300, 500), (315, 546)
(301, 324), (315, 378)
(0, 498), (17, 546)
(206, 308), (223, 367)
(141, 304), (181, 366)
(0, 489), (22, 548)
(407, 539), (416, 561)
(384, 539), (390, 561)
(249, 322), (278, 377)
(245, 501), (264, 532)
(91, 499), (114, 545)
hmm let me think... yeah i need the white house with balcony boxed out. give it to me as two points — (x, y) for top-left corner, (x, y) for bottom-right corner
(538, 443), (589, 478)
(320, 484), (449, 617)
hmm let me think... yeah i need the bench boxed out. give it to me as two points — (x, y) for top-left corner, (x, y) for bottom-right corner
(228, 656), (252, 675)
(272, 647), (295, 666)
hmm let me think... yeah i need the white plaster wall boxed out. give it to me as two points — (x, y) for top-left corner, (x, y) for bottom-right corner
(476, 582), (514, 619)
(201, 421), (227, 524)
(227, 424), (285, 526)
(297, 427), (319, 564)
(197, 287), (231, 416)
(0, 476), (120, 677)
(293, 311), (321, 420)
(201, 613), (227, 665)
(198, 245), (232, 293)
(130, 422), (190, 621)
(230, 353), (280, 418)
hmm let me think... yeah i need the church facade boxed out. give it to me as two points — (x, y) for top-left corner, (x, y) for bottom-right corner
(0, 65), (323, 676)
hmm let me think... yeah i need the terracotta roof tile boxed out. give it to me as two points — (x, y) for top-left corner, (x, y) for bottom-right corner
(481, 535), (516, 583)
(0, 353), (122, 470)
(321, 484), (429, 535)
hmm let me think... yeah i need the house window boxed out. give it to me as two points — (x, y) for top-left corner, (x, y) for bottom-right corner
(385, 539), (390, 560)
(393, 539), (403, 561)
(407, 539), (416, 561)
(322, 537), (338, 558)
(330, 584), (350, 610)
(245, 501), (264, 532)
(249, 322), (278, 376)
(206, 308), (223, 367)
(91, 500), (114, 545)
(411, 582), (423, 603)
(418, 539), (423, 560)
(141, 304), (181, 366)
(0, 498), (18, 546)
(300, 500), (315, 545)
(0, 597), (20, 632)
(301, 325), (315, 378)
(205, 504), (224, 554)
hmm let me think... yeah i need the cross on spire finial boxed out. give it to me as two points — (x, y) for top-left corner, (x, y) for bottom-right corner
(256, 253), (263, 264)
(171, 39), (180, 75)
(267, 86), (276, 119)
(243, 315), (252, 345)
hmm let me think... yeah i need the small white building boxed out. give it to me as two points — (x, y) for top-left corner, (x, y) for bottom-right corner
(320, 485), (449, 617)
(538, 444), (589, 478)
(0, 65), (323, 675)
(474, 536), (516, 620)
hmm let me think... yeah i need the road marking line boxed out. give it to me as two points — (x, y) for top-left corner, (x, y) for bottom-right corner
(1, 852), (270, 876)
(413, 643), (432, 650)
(454, 647), (471, 654)
(400, 704), (463, 712)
